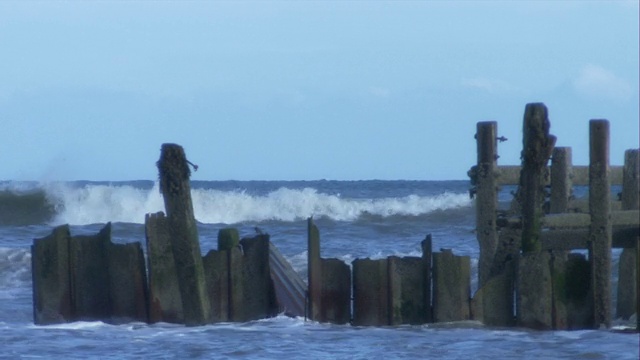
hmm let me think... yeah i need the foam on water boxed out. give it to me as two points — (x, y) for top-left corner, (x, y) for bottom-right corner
(45, 182), (165, 225)
(37, 183), (471, 225)
(0, 248), (31, 292)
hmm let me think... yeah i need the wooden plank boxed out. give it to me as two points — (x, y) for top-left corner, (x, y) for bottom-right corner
(432, 249), (471, 322)
(421, 235), (433, 323)
(475, 121), (499, 288)
(540, 226), (639, 250)
(145, 212), (183, 324)
(69, 223), (111, 321)
(550, 147), (573, 214)
(543, 210), (639, 229)
(269, 242), (307, 318)
(31, 225), (72, 325)
(307, 217), (322, 321)
(352, 258), (388, 326)
(320, 258), (351, 324)
(616, 149), (639, 320)
(495, 165), (623, 186)
(589, 119), (612, 328)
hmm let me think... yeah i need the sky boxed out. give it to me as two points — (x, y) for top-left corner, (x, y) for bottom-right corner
(0, 1), (638, 181)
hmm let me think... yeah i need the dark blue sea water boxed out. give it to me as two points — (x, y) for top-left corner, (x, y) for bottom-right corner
(0, 180), (637, 359)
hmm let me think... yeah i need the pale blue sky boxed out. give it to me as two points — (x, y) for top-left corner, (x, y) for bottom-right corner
(1, 1), (638, 181)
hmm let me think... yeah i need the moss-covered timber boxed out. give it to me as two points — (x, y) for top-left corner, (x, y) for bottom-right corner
(157, 143), (211, 326)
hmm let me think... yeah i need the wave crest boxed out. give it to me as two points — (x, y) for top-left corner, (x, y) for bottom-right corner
(1, 182), (472, 225)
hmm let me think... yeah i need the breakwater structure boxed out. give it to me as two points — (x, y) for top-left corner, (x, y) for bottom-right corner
(31, 103), (639, 331)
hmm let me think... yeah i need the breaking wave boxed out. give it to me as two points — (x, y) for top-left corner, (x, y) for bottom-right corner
(0, 182), (472, 226)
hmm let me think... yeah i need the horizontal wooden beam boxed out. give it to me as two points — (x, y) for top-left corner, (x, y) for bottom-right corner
(540, 226), (639, 250)
(499, 210), (639, 229)
(497, 210), (639, 250)
(494, 165), (623, 186)
(543, 210), (639, 229)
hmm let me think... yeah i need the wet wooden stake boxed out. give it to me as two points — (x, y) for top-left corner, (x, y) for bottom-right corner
(145, 212), (183, 324)
(549, 147), (573, 329)
(616, 149), (639, 320)
(307, 217), (322, 321)
(519, 103), (556, 253)
(588, 120), (612, 328)
(475, 121), (498, 288)
(550, 147), (573, 214)
(157, 143), (211, 326)
(637, 236), (640, 332)
(421, 234), (433, 323)
(32, 225), (72, 325)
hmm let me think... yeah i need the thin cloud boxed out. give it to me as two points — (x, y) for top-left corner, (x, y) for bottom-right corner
(573, 64), (633, 101)
(461, 77), (516, 94)
(368, 86), (391, 98)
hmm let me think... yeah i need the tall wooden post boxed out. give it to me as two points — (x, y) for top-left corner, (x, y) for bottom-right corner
(157, 143), (211, 326)
(589, 120), (612, 328)
(475, 121), (498, 288)
(550, 147), (573, 214)
(421, 234), (433, 323)
(622, 149), (640, 210)
(549, 147), (572, 329)
(617, 149), (639, 319)
(637, 236), (640, 331)
(307, 217), (322, 321)
(519, 103), (556, 253)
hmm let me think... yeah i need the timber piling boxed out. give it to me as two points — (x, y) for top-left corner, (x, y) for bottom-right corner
(30, 105), (639, 331)
(157, 143), (211, 326)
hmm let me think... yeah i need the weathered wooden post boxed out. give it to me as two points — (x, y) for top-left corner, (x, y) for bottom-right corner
(515, 103), (556, 329)
(307, 217), (322, 321)
(218, 228), (240, 251)
(307, 219), (352, 324)
(564, 253), (593, 329)
(320, 258), (351, 324)
(548, 147), (573, 329)
(432, 249), (471, 322)
(589, 119), (612, 328)
(352, 258), (389, 326)
(157, 143), (211, 326)
(550, 147), (573, 214)
(238, 234), (278, 322)
(32, 225), (72, 325)
(227, 245), (244, 321)
(622, 149), (640, 211)
(421, 234), (433, 323)
(69, 223), (112, 321)
(637, 236), (640, 331)
(203, 248), (229, 322)
(201, 228), (238, 322)
(475, 121), (498, 288)
(145, 212), (183, 323)
(616, 149), (639, 320)
(519, 103), (556, 253)
(388, 256), (427, 325)
(107, 241), (149, 323)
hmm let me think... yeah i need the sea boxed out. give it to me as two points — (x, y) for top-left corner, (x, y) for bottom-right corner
(0, 180), (638, 359)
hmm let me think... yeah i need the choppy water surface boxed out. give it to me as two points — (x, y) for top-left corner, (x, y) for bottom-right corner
(0, 180), (637, 359)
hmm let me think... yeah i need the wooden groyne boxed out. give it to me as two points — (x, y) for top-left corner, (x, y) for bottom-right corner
(33, 144), (297, 326)
(469, 103), (639, 330)
(31, 105), (639, 331)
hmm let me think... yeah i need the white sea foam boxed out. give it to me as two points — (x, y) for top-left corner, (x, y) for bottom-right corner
(30, 321), (108, 330)
(43, 183), (471, 225)
(45, 182), (165, 225)
(0, 248), (31, 291)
